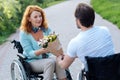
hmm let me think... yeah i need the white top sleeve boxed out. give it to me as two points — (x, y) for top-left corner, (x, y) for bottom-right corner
(67, 39), (77, 58)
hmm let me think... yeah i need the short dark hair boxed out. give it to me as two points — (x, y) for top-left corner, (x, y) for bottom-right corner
(75, 3), (95, 28)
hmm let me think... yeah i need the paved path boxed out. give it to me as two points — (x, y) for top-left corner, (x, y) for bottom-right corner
(45, 0), (120, 79)
(0, 0), (120, 80)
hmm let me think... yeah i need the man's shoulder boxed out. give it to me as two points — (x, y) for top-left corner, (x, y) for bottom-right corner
(69, 35), (82, 47)
(96, 26), (109, 31)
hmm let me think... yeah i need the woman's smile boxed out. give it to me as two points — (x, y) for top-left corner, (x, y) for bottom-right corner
(29, 11), (43, 27)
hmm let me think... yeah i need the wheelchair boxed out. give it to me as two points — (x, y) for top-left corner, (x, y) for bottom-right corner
(11, 40), (73, 80)
(77, 52), (120, 80)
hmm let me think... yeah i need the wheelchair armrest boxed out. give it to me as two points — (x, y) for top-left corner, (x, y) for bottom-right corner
(17, 53), (27, 60)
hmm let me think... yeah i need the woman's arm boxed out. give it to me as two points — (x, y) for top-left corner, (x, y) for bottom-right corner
(35, 48), (49, 56)
(20, 31), (48, 58)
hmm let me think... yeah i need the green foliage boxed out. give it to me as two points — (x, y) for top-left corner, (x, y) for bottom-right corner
(0, 0), (20, 36)
(91, 0), (120, 29)
(0, 0), (65, 44)
(47, 0), (65, 7)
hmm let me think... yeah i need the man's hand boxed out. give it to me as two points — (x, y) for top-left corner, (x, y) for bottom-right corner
(57, 55), (64, 61)
(57, 54), (75, 69)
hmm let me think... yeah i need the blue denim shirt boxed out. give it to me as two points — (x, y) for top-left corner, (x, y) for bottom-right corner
(19, 27), (52, 62)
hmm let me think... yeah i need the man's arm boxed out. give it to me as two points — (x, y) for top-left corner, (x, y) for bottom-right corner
(57, 54), (75, 69)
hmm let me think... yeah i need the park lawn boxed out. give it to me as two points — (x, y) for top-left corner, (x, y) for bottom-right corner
(47, 0), (65, 7)
(91, 0), (120, 29)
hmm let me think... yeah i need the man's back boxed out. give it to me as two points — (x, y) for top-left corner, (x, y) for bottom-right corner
(67, 26), (115, 64)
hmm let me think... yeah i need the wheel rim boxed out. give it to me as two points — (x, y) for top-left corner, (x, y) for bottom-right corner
(11, 60), (27, 80)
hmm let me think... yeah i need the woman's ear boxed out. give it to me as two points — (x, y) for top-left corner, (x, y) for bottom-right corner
(28, 17), (31, 22)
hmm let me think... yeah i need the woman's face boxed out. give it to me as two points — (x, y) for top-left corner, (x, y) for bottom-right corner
(29, 11), (42, 27)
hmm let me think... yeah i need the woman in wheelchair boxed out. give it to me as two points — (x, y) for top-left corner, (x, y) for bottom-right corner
(19, 5), (67, 80)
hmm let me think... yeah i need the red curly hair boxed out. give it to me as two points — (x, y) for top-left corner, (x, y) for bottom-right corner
(20, 5), (48, 33)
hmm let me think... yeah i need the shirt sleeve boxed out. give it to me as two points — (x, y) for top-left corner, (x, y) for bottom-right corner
(67, 39), (77, 58)
(19, 31), (36, 58)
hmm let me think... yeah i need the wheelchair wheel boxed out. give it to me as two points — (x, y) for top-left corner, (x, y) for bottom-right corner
(11, 59), (27, 80)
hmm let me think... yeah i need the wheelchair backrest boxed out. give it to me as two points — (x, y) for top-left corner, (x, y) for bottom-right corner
(11, 40), (23, 54)
(85, 53), (120, 80)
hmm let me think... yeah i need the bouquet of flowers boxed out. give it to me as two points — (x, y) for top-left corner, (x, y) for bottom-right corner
(38, 32), (63, 56)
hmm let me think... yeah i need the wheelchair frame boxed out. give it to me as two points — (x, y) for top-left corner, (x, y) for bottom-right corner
(11, 40), (73, 80)
(11, 52), (44, 80)
(76, 53), (120, 80)
(11, 59), (27, 80)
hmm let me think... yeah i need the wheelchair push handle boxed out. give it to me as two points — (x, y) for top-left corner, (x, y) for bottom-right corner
(11, 40), (23, 54)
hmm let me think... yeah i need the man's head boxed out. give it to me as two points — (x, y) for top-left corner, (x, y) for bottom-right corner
(74, 3), (95, 29)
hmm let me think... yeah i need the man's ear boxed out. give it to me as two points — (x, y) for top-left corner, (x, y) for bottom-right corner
(76, 18), (82, 29)
(76, 19), (81, 25)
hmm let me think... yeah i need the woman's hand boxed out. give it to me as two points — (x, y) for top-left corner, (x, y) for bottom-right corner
(35, 48), (49, 56)
(42, 48), (50, 53)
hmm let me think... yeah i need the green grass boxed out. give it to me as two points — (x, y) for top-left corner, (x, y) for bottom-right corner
(0, 35), (9, 45)
(91, 0), (120, 29)
(47, 0), (65, 7)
